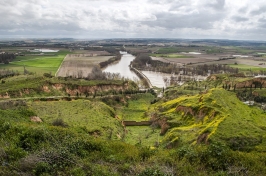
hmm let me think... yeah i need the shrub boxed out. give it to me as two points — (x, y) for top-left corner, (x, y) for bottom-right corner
(138, 167), (166, 176)
(52, 118), (68, 128)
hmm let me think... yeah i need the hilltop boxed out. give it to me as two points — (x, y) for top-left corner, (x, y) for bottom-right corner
(152, 88), (266, 152)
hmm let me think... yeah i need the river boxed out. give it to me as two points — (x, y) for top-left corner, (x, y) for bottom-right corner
(103, 52), (138, 80)
(103, 52), (177, 88)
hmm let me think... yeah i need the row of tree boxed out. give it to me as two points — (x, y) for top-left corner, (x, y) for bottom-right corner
(99, 54), (121, 68)
(131, 54), (239, 76)
(0, 52), (16, 64)
(86, 66), (124, 81)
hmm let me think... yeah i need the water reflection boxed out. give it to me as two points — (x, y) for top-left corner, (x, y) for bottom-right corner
(141, 71), (172, 88)
(103, 52), (139, 80)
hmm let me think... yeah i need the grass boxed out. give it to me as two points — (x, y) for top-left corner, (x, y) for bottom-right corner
(117, 94), (155, 121)
(156, 47), (189, 54)
(0, 75), (136, 98)
(150, 54), (191, 58)
(252, 89), (266, 96)
(0, 50), (69, 76)
(114, 93), (159, 147)
(0, 76), (47, 95)
(154, 88), (266, 149)
(27, 99), (123, 140)
(124, 126), (163, 147)
(1, 80), (266, 174)
(229, 64), (266, 71)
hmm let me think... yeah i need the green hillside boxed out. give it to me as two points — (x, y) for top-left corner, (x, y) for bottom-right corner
(1, 83), (266, 175)
(153, 88), (266, 151)
(28, 99), (123, 140)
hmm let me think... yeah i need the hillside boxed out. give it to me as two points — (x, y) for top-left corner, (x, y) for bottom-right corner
(0, 75), (138, 98)
(1, 76), (266, 175)
(152, 88), (266, 151)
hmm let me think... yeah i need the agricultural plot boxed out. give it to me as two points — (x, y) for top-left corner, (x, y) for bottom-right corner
(150, 53), (192, 58)
(151, 53), (224, 65)
(229, 64), (266, 71)
(148, 46), (266, 68)
(151, 52), (266, 71)
(56, 54), (113, 78)
(0, 50), (69, 75)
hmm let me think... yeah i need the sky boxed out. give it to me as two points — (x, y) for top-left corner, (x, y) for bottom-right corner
(1, 0), (266, 40)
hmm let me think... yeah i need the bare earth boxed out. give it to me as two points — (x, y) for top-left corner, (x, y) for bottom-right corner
(56, 54), (113, 78)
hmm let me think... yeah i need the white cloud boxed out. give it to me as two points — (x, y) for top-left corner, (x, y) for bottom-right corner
(0, 0), (265, 40)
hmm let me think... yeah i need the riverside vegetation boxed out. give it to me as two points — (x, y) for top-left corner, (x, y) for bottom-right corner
(1, 44), (266, 175)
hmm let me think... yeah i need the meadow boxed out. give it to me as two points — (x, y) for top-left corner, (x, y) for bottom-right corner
(0, 50), (70, 76)
(229, 64), (266, 71)
(150, 53), (191, 58)
(27, 99), (124, 140)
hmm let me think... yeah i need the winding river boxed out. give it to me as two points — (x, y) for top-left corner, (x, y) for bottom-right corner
(103, 52), (172, 88)
(103, 52), (138, 80)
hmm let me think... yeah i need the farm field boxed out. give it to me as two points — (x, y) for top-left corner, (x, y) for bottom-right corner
(229, 64), (266, 71)
(150, 53), (192, 58)
(56, 53), (113, 78)
(146, 46), (266, 72)
(151, 53), (223, 65)
(0, 50), (69, 76)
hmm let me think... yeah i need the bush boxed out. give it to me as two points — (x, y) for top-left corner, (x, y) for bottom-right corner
(43, 73), (53, 78)
(138, 167), (166, 176)
(52, 118), (68, 128)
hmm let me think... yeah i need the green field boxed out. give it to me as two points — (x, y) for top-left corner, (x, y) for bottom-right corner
(150, 53), (191, 58)
(0, 50), (69, 75)
(229, 64), (266, 71)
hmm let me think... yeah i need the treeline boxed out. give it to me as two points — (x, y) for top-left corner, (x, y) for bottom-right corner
(86, 66), (123, 81)
(131, 53), (151, 68)
(84, 46), (124, 54)
(84, 47), (122, 68)
(131, 54), (239, 76)
(0, 52), (16, 64)
(99, 55), (121, 68)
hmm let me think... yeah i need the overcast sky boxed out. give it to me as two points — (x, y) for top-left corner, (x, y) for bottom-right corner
(1, 0), (266, 40)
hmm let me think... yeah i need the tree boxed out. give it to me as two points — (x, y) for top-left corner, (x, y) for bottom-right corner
(87, 66), (106, 80)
